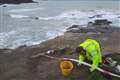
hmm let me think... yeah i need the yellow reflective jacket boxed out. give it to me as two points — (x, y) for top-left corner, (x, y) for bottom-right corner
(79, 39), (102, 71)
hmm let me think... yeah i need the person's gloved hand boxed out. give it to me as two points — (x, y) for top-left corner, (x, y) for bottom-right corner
(90, 68), (94, 72)
(77, 61), (82, 66)
(89, 65), (96, 72)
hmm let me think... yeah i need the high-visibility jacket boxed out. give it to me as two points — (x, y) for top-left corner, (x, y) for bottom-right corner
(79, 39), (102, 71)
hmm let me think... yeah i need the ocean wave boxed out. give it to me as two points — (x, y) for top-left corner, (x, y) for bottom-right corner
(0, 31), (40, 49)
(46, 30), (64, 39)
(9, 10), (120, 23)
(0, 31), (16, 48)
(0, 29), (64, 49)
(0, 31), (16, 40)
(89, 10), (119, 21)
(10, 14), (29, 18)
(9, 8), (43, 13)
(37, 10), (120, 27)
(38, 10), (120, 21)
(9, 39), (43, 49)
(38, 10), (91, 20)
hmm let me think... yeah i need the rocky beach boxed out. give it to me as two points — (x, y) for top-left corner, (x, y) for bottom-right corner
(0, 19), (120, 80)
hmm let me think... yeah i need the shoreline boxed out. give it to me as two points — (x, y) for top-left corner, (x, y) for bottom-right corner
(1, 19), (120, 53)
(1, 31), (120, 55)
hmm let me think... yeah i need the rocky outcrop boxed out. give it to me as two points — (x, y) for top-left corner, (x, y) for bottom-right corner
(67, 19), (120, 33)
(67, 26), (120, 33)
(0, 0), (35, 4)
(88, 19), (112, 27)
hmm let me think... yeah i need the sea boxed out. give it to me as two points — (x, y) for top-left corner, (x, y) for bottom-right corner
(0, 0), (120, 49)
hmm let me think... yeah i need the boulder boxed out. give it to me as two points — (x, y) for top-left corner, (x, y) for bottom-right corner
(67, 19), (120, 33)
(67, 26), (120, 33)
(94, 19), (112, 25)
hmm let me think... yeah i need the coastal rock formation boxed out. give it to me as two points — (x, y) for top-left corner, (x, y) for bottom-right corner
(67, 19), (120, 33)
(0, 0), (34, 4)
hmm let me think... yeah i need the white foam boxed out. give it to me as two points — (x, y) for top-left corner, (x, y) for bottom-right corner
(9, 39), (42, 49)
(38, 10), (119, 21)
(0, 31), (16, 48)
(10, 14), (29, 18)
(0, 30), (63, 49)
(37, 10), (120, 27)
(38, 10), (91, 20)
(0, 31), (41, 49)
(9, 8), (43, 13)
(0, 31), (16, 40)
(10, 10), (120, 23)
(46, 30), (64, 40)
(90, 10), (119, 21)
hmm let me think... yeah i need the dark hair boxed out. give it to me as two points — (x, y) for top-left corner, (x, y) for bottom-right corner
(75, 46), (84, 53)
(75, 46), (86, 55)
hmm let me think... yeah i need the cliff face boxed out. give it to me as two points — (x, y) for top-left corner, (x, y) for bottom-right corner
(0, 0), (34, 4)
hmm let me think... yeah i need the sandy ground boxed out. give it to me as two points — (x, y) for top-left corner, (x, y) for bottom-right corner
(0, 32), (120, 80)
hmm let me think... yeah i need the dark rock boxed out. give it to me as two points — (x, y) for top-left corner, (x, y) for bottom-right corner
(87, 19), (112, 28)
(94, 19), (112, 25)
(67, 26), (120, 33)
(87, 22), (93, 27)
(67, 27), (98, 33)
(2, 5), (6, 7)
(67, 25), (79, 30)
(34, 17), (39, 20)
(118, 16), (120, 18)
(0, 0), (35, 4)
(17, 45), (27, 49)
(66, 19), (120, 33)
